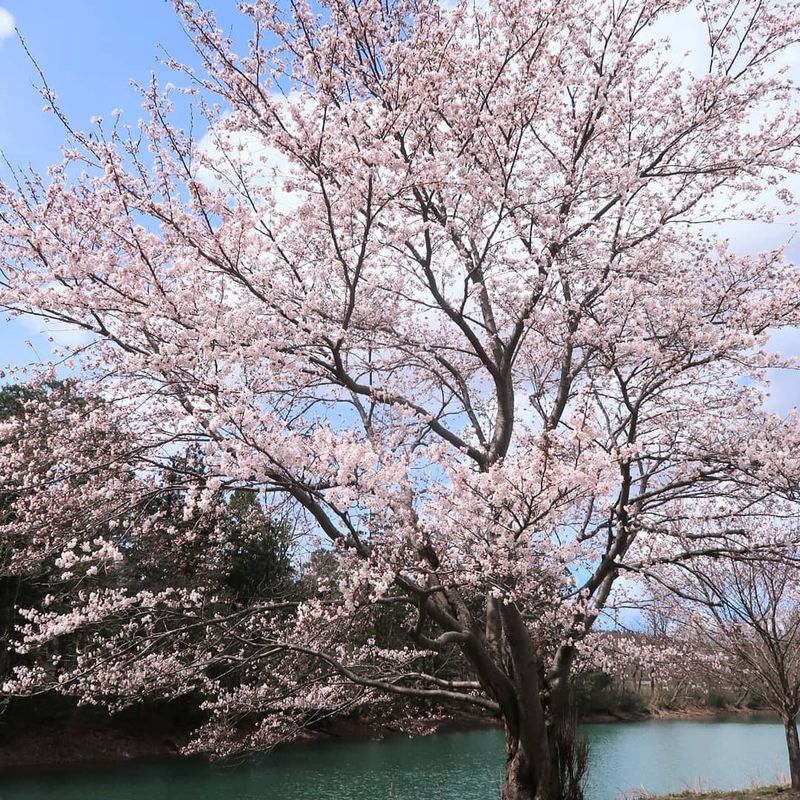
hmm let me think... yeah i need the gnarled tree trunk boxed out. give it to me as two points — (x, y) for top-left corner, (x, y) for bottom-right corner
(493, 613), (587, 800)
(500, 676), (588, 800)
(497, 603), (551, 799)
(503, 726), (548, 800)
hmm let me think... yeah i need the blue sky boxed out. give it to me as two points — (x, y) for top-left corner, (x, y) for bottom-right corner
(0, 1), (243, 371)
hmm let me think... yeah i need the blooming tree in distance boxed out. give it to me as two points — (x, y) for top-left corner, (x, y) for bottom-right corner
(2, 0), (800, 797)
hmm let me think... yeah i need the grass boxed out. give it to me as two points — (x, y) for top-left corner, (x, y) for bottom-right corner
(650, 788), (800, 800)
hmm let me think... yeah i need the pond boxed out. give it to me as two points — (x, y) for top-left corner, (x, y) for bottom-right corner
(0, 717), (789, 800)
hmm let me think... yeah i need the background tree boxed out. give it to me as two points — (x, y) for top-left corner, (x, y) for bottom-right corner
(657, 555), (800, 789)
(0, 381), (92, 679)
(2, 0), (800, 798)
(0, 384), (302, 734)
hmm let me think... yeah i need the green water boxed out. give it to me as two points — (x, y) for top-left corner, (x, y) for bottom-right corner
(0, 718), (788, 800)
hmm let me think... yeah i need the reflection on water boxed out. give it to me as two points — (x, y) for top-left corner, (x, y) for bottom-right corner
(0, 717), (788, 800)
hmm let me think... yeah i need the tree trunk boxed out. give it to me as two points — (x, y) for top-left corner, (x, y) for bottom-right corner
(668, 677), (686, 708)
(503, 727), (547, 800)
(465, 604), (586, 800)
(500, 699), (587, 800)
(496, 605), (553, 800)
(499, 643), (586, 800)
(784, 716), (800, 791)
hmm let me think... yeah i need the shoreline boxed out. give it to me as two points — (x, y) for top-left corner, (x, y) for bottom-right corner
(0, 705), (779, 773)
(581, 707), (778, 724)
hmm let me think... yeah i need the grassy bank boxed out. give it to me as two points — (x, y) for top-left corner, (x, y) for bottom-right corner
(653, 788), (799, 800)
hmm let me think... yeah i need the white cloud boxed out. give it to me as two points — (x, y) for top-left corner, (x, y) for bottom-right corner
(193, 95), (313, 216)
(0, 7), (15, 42)
(17, 314), (92, 351)
(765, 329), (800, 415)
(194, 125), (302, 215)
(646, 10), (800, 419)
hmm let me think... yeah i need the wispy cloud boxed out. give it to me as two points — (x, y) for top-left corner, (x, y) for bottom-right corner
(16, 314), (92, 351)
(0, 7), (15, 42)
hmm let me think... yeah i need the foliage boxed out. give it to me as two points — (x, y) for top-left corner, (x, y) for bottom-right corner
(571, 671), (614, 716)
(706, 690), (728, 710)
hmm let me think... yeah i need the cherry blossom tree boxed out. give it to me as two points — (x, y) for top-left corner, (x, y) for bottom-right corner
(581, 623), (725, 711)
(2, 0), (800, 797)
